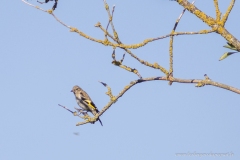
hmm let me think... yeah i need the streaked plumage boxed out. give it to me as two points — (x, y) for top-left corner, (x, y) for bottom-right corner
(71, 85), (103, 126)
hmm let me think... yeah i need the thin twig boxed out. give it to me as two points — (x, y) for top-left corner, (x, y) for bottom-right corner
(58, 104), (75, 114)
(106, 5), (115, 33)
(175, 0), (240, 51)
(213, 0), (221, 21)
(22, 0), (47, 12)
(221, 0), (235, 24)
(52, 13), (71, 28)
(168, 1), (195, 84)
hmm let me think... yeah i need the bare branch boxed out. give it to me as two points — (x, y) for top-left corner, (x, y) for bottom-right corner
(76, 75), (240, 125)
(112, 50), (142, 78)
(22, 0), (47, 12)
(221, 0), (235, 24)
(168, 1), (195, 85)
(175, 0), (240, 51)
(213, 0), (221, 21)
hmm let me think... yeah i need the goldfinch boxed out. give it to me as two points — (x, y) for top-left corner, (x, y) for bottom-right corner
(71, 85), (103, 126)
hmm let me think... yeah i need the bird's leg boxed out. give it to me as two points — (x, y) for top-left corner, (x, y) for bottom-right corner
(74, 107), (87, 115)
(74, 107), (94, 123)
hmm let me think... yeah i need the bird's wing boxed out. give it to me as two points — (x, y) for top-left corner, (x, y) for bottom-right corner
(83, 99), (98, 111)
(80, 90), (92, 101)
(80, 90), (98, 111)
(84, 99), (102, 126)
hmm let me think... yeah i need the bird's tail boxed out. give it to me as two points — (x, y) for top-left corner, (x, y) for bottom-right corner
(93, 109), (103, 126)
(98, 118), (103, 126)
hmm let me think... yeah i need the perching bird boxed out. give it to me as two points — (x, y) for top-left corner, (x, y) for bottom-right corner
(71, 85), (103, 126)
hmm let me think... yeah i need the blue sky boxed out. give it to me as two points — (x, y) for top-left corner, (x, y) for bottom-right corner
(1, 0), (240, 159)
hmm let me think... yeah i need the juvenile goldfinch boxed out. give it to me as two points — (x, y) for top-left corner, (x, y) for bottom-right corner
(71, 85), (103, 126)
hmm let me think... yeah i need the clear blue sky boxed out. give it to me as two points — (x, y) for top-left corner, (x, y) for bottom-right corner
(1, 0), (239, 159)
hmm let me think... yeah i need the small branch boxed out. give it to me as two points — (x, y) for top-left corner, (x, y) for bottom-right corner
(168, 1), (195, 85)
(195, 74), (211, 87)
(51, 12), (71, 28)
(112, 50), (142, 79)
(22, 0), (47, 12)
(22, 0), (71, 28)
(99, 81), (116, 101)
(172, 0), (195, 31)
(169, 36), (174, 85)
(105, 5), (115, 36)
(95, 22), (169, 75)
(176, 0), (216, 27)
(221, 0), (235, 25)
(23, 0), (240, 51)
(175, 0), (240, 51)
(23, 0), (226, 51)
(58, 104), (75, 114)
(152, 29), (215, 41)
(58, 104), (90, 118)
(103, 0), (119, 41)
(58, 104), (97, 125)
(174, 30), (215, 35)
(95, 22), (117, 42)
(213, 0), (221, 21)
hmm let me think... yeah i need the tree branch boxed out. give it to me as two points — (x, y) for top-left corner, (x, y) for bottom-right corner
(76, 75), (240, 126)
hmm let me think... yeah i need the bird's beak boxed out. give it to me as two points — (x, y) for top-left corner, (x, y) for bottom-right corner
(71, 90), (73, 92)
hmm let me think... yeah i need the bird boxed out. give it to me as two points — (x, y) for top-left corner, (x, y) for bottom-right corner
(71, 85), (103, 126)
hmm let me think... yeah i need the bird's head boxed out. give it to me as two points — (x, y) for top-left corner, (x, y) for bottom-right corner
(71, 85), (81, 93)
